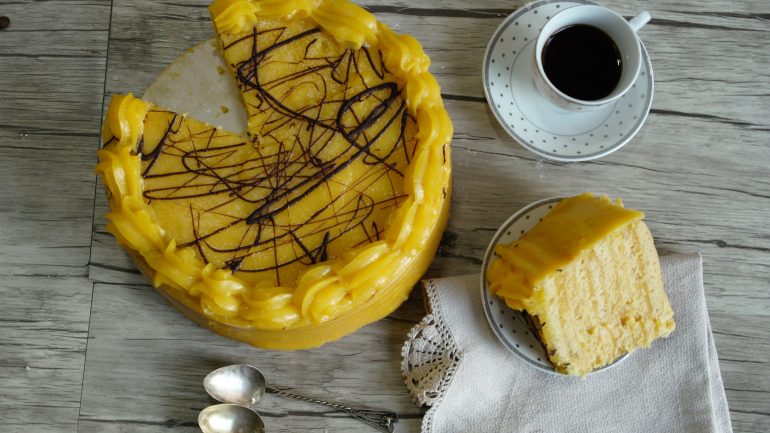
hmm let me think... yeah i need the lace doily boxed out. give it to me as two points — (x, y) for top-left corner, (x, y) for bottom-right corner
(401, 280), (462, 428)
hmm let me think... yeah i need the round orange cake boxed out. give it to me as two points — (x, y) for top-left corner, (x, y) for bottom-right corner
(96, 0), (452, 349)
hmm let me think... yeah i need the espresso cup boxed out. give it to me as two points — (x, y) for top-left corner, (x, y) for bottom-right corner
(533, 6), (651, 112)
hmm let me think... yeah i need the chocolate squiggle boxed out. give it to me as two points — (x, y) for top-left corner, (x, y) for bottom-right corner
(138, 22), (417, 284)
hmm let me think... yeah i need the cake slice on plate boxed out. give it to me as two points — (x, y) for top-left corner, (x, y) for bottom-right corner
(487, 193), (676, 376)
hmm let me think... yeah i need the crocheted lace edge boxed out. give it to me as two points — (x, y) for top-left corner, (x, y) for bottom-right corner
(400, 279), (462, 432)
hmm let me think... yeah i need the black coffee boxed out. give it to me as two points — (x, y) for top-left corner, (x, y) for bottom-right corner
(542, 24), (622, 101)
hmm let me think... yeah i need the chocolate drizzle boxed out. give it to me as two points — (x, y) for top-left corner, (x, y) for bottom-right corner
(137, 21), (417, 284)
(138, 114), (180, 177)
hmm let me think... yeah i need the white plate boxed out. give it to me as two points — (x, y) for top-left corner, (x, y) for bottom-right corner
(482, 0), (654, 162)
(479, 197), (628, 375)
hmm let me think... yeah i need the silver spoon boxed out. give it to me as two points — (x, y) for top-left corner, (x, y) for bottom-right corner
(204, 364), (398, 433)
(199, 404), (265, 433)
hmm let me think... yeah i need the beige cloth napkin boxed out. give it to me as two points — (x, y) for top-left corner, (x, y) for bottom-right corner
(401, 253), (732, 433)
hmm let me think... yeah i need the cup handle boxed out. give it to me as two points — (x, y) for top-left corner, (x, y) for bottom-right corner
(628, 11), (651, 32)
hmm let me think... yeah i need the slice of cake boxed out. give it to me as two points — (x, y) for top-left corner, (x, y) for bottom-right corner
(95, 0), (452, 349)
(487, 193), (675, 376)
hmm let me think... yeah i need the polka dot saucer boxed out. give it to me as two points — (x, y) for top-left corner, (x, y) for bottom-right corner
(479, 197), (629, 375)
(482, 0), (654, 162)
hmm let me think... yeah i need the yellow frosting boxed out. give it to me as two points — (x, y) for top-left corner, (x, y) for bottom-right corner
(209, 0), (377, 48)
(310, 0), (377, 49)
(488, 193), (643, 310)
(97, 0), (452, 349)
(209, 0), (260, 34)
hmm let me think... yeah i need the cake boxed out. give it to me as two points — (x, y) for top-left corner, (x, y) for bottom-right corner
(96, 0), (452, 349)
(487, 193), (675, 376)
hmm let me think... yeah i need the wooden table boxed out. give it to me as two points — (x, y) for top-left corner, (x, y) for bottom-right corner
(1, 0), (768, 432)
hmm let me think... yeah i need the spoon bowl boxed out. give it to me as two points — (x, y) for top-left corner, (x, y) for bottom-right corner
(204, 365), (266, 406)
(199, 404), (265, 433)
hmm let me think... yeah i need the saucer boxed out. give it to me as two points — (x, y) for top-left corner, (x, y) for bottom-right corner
(479, 197), (628, 375)
(482, 0), (654, 162)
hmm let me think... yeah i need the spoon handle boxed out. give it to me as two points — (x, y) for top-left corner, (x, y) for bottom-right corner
(265, 386), (397, 433)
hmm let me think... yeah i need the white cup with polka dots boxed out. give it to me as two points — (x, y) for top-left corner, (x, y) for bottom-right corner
(533, 6), (651, 112)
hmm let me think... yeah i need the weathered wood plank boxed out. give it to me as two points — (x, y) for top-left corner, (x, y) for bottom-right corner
(0, 142), (100, 268)
(0, 0), (111, 268)
(0, 1), (111, 432)
(710, 313), (770, 432)
(0, 276), (93, 433)
(0, 1), (111, 135)
(78, 282), (423, 432)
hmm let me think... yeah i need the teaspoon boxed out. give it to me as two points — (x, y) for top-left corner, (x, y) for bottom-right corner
(204, 364), (398, 433)
(199, 404), (265, 433)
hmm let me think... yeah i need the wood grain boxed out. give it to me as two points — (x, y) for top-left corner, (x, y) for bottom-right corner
(0, 0), (110, 432)
(0, 276), (93, 433)
(0, 0), (767, 432)
(0, 0), (111, 269)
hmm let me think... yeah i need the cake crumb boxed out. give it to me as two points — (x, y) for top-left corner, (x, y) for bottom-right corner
(216, 65), (226, 75)
(220, 105), (229, 114)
